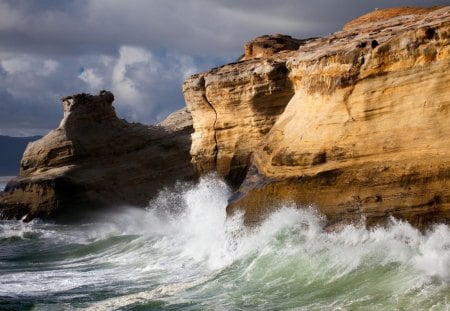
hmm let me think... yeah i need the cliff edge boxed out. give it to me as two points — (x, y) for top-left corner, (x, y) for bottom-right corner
(184, 6), (450, 229)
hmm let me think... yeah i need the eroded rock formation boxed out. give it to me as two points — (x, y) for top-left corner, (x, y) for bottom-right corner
(2, 7), (449, 229)
(183, 48), (299, 186)
(0, 91), (195, 221)
(185, 7), (450, 228)
(241, 34), (307, 60)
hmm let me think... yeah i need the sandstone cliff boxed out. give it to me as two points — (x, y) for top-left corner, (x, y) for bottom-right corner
(184, 7), (450, 228)
(0, 91), (195, 221)
(241, 34), (307, 60)
(2, 7), (449, 229)
(183, 35), (311, 185)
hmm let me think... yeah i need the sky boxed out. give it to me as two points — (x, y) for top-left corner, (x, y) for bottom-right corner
(0, 0), (448, 136)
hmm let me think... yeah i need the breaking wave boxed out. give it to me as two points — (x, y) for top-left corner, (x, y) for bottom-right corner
(0, 176), (449, 310)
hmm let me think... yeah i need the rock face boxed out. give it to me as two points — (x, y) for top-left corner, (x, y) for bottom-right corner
(342, 6), (443, 30)
(2, 7), (449, 229)
(158, 107), (192, 131)
(184, 7), (450, 228)
(241, 34), (307, 60)
(0, 91), (195, 221)
(183, 42), (300, 186)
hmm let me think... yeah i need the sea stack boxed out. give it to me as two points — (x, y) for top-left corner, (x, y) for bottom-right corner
(0, 91), (195, 221)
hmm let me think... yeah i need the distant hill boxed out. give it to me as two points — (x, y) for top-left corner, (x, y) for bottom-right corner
(0, 135), (42, 176)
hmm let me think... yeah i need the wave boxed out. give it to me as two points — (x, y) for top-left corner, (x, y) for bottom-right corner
(0, 176), (449, 310)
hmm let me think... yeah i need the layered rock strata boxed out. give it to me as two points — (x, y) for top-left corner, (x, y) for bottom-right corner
(183, 49), (302, 185)
(185, 7), (450, 228)
(2, 6), (449, 229)
(0, 91), (195, 221)
(241, 34), (308, 60)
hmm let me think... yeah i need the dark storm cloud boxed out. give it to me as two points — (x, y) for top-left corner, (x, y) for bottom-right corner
(3, 0), (446, 56)
(0, 89), (62, 136)
(0, 0), (448, 135)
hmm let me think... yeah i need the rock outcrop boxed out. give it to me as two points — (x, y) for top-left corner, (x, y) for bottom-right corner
(0, 91), (195, 221)
(2, 7), (449, 229)
(342, 6), (443, 31)
(183, 39), (304, 186)
(158, 107), (192, 131)
(241, 34), (307, 60)
(184, 7), (450, 228)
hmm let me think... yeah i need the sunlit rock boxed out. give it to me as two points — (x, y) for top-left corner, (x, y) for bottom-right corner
(184, 7), (450, 229)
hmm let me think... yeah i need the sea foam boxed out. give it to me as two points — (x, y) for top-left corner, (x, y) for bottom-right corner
(1, 175), (450, 309)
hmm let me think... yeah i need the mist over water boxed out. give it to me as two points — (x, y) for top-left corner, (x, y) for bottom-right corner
(1, 176), (450, 310)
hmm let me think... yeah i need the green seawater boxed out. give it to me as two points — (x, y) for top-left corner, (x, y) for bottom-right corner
(1, 177), (449, 310)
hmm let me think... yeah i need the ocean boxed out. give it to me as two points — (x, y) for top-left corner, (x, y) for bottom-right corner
(0, 176), (449, 310)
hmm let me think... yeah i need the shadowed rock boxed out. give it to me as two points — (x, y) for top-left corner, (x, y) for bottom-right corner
(0, 91), (195, 222)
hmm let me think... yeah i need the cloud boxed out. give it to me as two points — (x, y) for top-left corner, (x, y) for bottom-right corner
(0, 53), (67, 136)
(2, 0), (448, 57)
(0, 0), (345, 58)
(112, 46), (154, 108)
(41, 60), (59, 76)
(0, 1), (23, 31)
(76, 46), (202, 123)
(0, 0), (449, 136)
(0, 40), (210, 136)
(78, 68), (103, 90)
(1, 54), (34, 75)
(0, 52), (63, 101)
